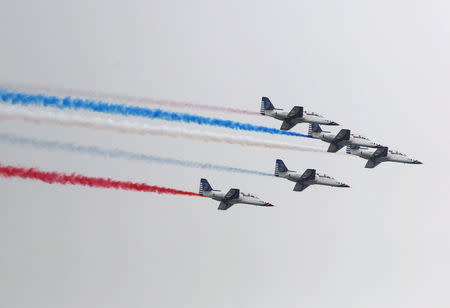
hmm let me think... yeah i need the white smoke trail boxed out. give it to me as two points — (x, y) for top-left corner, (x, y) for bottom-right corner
(0, 106), (329, 153)
(0, 82), (258, 115)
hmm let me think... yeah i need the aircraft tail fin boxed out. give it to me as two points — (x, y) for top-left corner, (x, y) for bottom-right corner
(260, 97), (275, 114)
(199, 178), (213, 195)
(308, 123), (322, 136)
(275, 159), (289, 176)
(346, 145), (360, 154)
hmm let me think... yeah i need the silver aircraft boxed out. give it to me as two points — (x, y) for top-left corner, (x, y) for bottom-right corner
(260, 97), (339, 130)
(346, 145), (423, 168)
(308, 123), (383, 153)
(199, 178), (274, 210)
(274, 159), (350, 192)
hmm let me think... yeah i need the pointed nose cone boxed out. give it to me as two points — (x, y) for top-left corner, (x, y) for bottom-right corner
(265, 203), (275, 207)
(376, 144), (385, 148)
(329, 121), (340, 126)
(340, 184), (351, 188)
(413, 160), (423, 164)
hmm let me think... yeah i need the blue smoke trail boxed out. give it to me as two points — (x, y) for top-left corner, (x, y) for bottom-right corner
(0, 89), (311, 138)
(0, 133), (273, 177)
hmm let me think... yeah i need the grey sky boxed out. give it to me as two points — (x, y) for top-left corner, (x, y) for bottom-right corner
(1, 1), (449, 307)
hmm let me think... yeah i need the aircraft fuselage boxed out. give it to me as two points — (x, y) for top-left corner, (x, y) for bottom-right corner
(350, 148), (422, 165)
(313, 132), (381, 148)
(264, 109), (335, 125)
(203, 190), (271, 206)
(278, 171), (348, 188)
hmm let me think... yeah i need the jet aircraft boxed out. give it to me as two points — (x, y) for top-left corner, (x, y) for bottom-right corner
(260, 97), (339, 130)
(274, 159), (350, 191)
(199, 178), (274, 210)
(346, 145), (423, 168)
(308, 123), (383, 153)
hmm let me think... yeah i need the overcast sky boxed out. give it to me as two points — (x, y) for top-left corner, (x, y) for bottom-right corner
(1, 1), (450, 307)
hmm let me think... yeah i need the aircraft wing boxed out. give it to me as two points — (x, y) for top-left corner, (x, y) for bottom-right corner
(286, 106), (303, 119)
(223, 188), (240, 202)
(333, 129), (351, 143)
(371, 147), (388, 159)
(300, 168), (316, 181)
(218, 201), (234, 210)
(293, 169), (316, 191)
(365, 160), (381, 168)
(364, 148), (387, 168)
(327, 143), (346, 153)
(293, 182), (310, 192)
(327, 129), (351, 152)
(280, 120), (296, 131)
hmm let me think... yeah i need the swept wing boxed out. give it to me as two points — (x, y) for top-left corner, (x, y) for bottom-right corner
(364, 147), (388, 169)
(279, 106), (303, 131)
(327, 129), (350, 152)
(217, 188), (240, 210)
(293, 169), (316, 191)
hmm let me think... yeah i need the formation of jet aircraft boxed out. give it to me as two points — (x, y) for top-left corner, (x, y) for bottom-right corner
(198, 97), (422, 210)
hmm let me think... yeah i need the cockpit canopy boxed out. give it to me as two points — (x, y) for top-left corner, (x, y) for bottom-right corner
(351, 134), (370, 140)
(241, 192), (258, 198)
(317, 172), (335, 180)
(304, 110), (323, 117)
(389, 150), (406, 156)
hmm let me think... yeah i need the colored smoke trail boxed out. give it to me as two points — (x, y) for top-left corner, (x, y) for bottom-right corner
(0, 89), (309, 138)
(0, 83), (257, 115)
(0, 163), (201, 197)
(0, 133), (273, 177)
(0, 106), (327, 153)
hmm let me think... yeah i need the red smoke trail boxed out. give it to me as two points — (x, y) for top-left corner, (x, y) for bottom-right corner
(0, 163), (202, 197)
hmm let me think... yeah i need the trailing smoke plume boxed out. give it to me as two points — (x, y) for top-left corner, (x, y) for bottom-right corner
(0, 89), (310, 138)
(0, 163), (201, 197)
(0, 133), (273, 177)
(0, 106), (328, 153)
(0, 82), (257, 115)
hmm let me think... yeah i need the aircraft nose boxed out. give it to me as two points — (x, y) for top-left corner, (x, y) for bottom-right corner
(376, 144), (385, 148)
(265, 203), (275, 207)
(413, 160), (423, 164)
(329, 121), (339, 126)
(340, 184), (351, 188)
